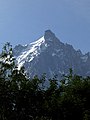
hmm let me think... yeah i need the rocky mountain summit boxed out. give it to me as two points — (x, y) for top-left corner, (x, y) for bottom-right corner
(13, 30), (90, 78)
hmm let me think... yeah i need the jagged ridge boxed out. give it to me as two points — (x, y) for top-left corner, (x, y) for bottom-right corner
(13, 30), (90, 78)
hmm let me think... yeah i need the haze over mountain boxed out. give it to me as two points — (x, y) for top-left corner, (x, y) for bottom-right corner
(13, 30), (90, 78)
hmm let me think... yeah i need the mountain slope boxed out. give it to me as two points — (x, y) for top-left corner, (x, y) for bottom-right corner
(13, 30), (90, 78)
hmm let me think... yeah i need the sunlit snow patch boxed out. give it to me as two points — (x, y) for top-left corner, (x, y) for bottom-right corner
(17, 36), (46, 70)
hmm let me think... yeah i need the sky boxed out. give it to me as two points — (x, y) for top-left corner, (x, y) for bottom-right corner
(0, 0), (90, 54)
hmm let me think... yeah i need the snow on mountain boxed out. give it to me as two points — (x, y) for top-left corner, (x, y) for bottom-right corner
(14, 30), (90, 78)
(81, 55), (88, 62)
(16, 36), (47, 70)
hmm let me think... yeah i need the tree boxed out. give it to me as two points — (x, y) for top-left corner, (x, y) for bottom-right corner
(0, 43), (90, 120)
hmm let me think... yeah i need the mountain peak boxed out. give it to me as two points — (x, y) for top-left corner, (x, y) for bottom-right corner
(44, 30), (55, 39)
(44, 30), (61, 45)
(14, 30), (90, 78)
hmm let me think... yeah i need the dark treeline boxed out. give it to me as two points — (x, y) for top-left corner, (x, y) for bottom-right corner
(0, 43), (90, 120)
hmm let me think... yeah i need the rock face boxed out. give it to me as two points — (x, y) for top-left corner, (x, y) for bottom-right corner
(13, 30), (90, 78)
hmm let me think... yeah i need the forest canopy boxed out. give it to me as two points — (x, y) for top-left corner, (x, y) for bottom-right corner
(0, 43), (90, 120)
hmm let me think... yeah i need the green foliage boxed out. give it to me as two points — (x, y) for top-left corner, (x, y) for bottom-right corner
(0, 43), (90, 120)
